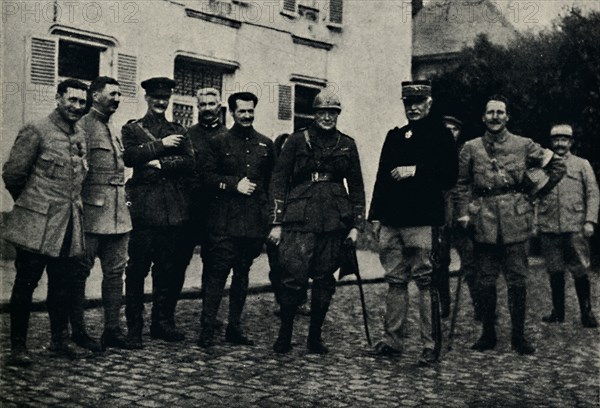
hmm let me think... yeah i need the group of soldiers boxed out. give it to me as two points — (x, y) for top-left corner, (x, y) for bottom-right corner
(3, 76), (598, 368)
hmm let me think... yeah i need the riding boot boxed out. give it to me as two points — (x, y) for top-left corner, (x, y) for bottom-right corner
(273, 303), (297, 354)
(508, 285), (535, 355)
(471, 284), (497, 351)
(574, 276), (598, 328)
(542, 273), (565, 323)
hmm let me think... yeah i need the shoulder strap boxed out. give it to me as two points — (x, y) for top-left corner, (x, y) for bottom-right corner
(303, 129), (312, 150)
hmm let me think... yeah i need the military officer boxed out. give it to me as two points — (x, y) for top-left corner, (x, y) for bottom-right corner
(439, 115), (479, 320)
(181, 88), (228, 303)
(455, 95), (566, 355)
(268, 90), (366, 355)
(538, 124), (598, 328)
(122, 77), (194, 347)
(198, 92), (274, 348)
(71, 76), (132, 351)
(3, 79), (89, 365)
(369, 81), (458, 364)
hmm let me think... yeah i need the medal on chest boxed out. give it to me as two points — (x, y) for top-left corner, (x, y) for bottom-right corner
(405, 130), (413, 139)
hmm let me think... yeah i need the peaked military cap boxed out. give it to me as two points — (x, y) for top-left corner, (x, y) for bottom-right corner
(442, 115), (463, 127)
(402, 80), (432, 99)
(550, 124), (574, 138)
(141, 77), (177, 97)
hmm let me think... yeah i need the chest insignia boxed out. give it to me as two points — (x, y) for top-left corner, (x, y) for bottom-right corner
(405, 130), (413, 139)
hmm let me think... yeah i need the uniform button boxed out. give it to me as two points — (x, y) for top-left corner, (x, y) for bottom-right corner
(246, 150), (250, 154)
(246, 164), (250, 167)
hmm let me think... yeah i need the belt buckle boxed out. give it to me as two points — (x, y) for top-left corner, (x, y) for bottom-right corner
(311, 172), (319, 182)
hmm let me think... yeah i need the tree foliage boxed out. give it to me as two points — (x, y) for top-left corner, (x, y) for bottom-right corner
(432, 9), (600, 172)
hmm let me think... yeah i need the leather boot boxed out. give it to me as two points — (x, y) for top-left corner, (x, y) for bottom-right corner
(273, 304), (297, 354)
(542, 273), (565, 323)
(508, 285), (535, 355)
(471, 284), (497, 351)
(307, 291), (331, 354)
(574, 276), (598, 328)
(464, 272), (481, 321)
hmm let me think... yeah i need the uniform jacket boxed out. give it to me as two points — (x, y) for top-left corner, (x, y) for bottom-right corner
(455, 129), (566, 244)
(185, 121), (228, 224)
(537, 152), (599, 233)
(201, 124), (274, 238)
(269, 125), (366, 233)
(2, 109), (87, 257)
(79, 109), (132, 235)
(122, 112), (194, 227)
(368, 116), (458, 227)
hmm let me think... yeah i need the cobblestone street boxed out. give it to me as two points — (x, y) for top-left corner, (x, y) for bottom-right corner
(1, 262), (598, 407)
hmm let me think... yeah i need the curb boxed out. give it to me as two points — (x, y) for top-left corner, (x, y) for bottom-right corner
(0, 277), (387, 314)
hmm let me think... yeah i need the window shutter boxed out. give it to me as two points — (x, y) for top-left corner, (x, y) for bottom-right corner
(278, 85), (292, 120)
(29, 37), (57, 85)
(282, 0), (296, 14)
(329, 0), (343, 24)
(117, 53), (137, 98)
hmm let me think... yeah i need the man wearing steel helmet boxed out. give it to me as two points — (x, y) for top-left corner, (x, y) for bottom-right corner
(538, 124), (598, 328)
(268, 90), (365, 354)
(369, 80), (458, 365)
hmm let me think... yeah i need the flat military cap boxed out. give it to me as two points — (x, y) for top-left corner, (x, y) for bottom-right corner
(141, 77), (177, 97)
(442, 115), (463, 127)
(402, 80), (432, 99)
(550, 124), (574, 138)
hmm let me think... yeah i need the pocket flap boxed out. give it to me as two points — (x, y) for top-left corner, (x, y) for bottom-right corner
(516, 202), (532, 215)
(83, 193), (105, 207)
(14, 196), (50, 214)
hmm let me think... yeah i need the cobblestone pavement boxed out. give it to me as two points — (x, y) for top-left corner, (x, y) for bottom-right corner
(1, 265), (598, 407)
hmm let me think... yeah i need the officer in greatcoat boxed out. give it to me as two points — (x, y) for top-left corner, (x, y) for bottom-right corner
(268, 90), (365, 354)
(197, 91), (274, 348)
(71, 76), (132, 351)
(2, 79), (89, 365)
(455, 95), (566, 355)
(122, 77), (194, 347)
(369, 81), (458, 364)
(538, 124), (598, 328)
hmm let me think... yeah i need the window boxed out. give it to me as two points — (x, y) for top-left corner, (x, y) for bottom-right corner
(171, 55), (236, 127)
(58, 40), (102, 81)
(294, 85), (321, 131)
(174, 57), (225, 98)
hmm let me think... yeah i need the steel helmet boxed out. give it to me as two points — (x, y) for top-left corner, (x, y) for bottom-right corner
(312, 90), (342, 111)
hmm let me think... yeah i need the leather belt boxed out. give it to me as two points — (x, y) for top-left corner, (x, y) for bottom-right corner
(310, 172), (339, 183)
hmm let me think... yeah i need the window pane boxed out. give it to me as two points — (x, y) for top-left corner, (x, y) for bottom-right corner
(58, 40), (100, 81)
(174, 57), (224, 97)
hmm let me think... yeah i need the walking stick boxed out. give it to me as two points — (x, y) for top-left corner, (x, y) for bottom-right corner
(340, 245), (372, 346)
(447, 271), (463, 351)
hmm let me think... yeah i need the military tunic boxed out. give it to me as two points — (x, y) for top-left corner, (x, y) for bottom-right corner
(121, 112), (194, 335)
(538, 153), (599, 277)
(199, 124), (274, 333)
(269, 125), (365, 306)
(73, 108), (133, 331)
(2, 109), (87, 348)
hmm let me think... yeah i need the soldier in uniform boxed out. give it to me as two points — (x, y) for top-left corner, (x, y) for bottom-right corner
(438, 116), (479, 320)
(2, 79), (89, 365)
(181, 88), (228, 308)
(538, 124), (598, 328)
(369, 81), (458, 364)
(71, 77), (132, 351)
(122, 77), (194, 347)
(198, 92), (274, 348)
(268, 90), (365, 355)
(455, 95), (565, 355)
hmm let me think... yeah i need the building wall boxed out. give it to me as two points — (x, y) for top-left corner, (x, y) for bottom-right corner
(1, 0), (411, 212)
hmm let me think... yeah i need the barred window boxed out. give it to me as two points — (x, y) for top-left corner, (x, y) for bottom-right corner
(172, 103), (195, 128)
(294, 85), (321, 131)
(174, 56), (224, 97)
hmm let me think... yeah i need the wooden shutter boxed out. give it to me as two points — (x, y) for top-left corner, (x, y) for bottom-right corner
(117, 53), (137, 98)
(29, 36), (57, 85)
(329, 0), (343, 24)
(282, 0), (296, 13)
(278, 85), (292, 120)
